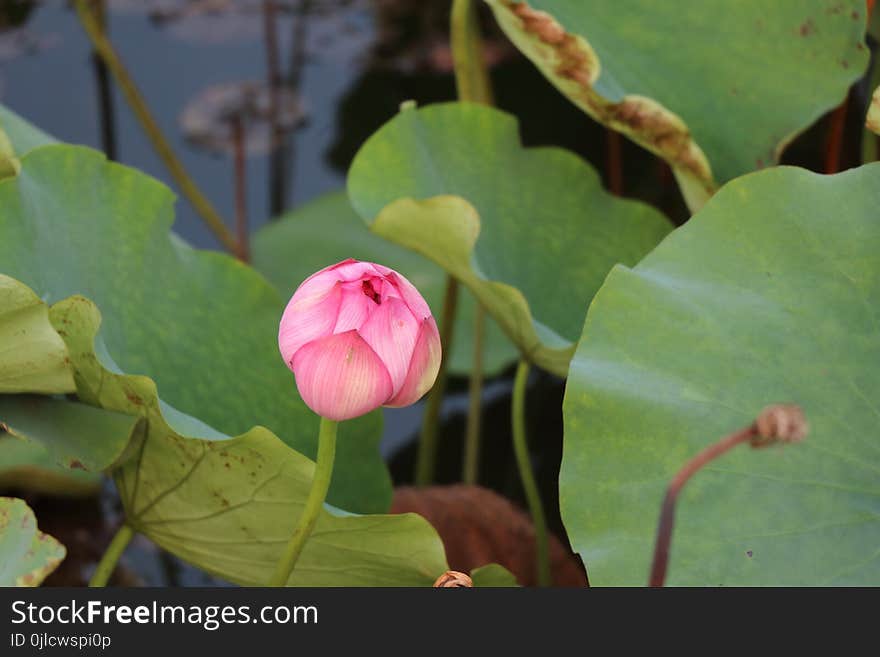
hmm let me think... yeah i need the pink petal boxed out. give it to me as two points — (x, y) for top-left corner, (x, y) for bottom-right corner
(386, 317), (442, 407)
(333, 260), (383, 282)
(334, 284), (375, 333)
(278, 281), (342, 366)
(291, 330), (393, 421)
(357, 296), (420, 396)
(371, 262), (394, 276)
(386, 270), (432, 320)
(293, 261), (351, 299)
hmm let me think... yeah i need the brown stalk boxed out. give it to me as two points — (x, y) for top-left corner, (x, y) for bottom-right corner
(231, 116), (249, 262)
(824, 91), (850, 174)
(648, 404), (808, 587)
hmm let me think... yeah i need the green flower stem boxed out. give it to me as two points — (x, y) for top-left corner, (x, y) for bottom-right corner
(451, 0), (493, 105)
(462, 303), (485, 484)
(414, 276), (459, 485)
(89, 523), (134, 587)
(452, 0), (492, 487)
(269, 416), (338, 586)
(511, 360), (551, 587)
(73, 0), (239, 255)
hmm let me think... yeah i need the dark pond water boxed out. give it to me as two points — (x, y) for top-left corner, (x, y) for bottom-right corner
(1, 0), (374, 247)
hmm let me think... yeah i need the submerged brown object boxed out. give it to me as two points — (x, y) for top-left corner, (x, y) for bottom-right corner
(391, 484), (587, 587)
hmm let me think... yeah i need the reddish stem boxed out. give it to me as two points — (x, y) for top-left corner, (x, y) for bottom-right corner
(649, 405), (807, 587)
(232, 116), (249, 263)
(824, 92), (850, 174)
(648, 423), (758, 587)
(606, 129), (623, 195)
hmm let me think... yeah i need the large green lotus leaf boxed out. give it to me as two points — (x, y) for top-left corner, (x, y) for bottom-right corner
(0, 436), (101, 496)
(119, 424), (451, 586)
(348, 103), (671, 376)
(48, 293), (454, 586)
(252, 191), (517, 376)
(0, 144), (387, 513)
(868, 85), (880, 136)
(0, 395), (145, 472)
(0, 497), (65, 586)
(561, 164), (880, 585)
(0, 274), (74, 394)
(485, 0), (868, 209)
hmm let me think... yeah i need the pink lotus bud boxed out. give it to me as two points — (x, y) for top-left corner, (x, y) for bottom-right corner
(278, 259), (442, 421)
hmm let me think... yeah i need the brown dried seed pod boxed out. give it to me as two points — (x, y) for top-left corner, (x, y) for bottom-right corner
(433, 571), (473, 588)
(753, 404), (808, 447)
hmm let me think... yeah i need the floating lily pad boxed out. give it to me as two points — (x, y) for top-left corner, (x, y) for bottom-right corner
(134, 0), (359, 45)
(485, 0), (868, 208)
(562, 164), (880, 585)
(348, 102), (671, 376)
(252, 191), (518, 376)
(0, 131), (387, 513)
(0, 497), (65, 586)
(180, 81), (306, 157)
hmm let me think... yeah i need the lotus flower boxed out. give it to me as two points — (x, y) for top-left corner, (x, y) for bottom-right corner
(279, 259), (442, 421)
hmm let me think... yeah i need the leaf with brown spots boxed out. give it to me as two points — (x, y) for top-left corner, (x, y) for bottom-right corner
(0, 435), (101, 496)
(44, 295), (466, 586)
(0, 497), (65, 586)
(486, 0), (868, 210)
